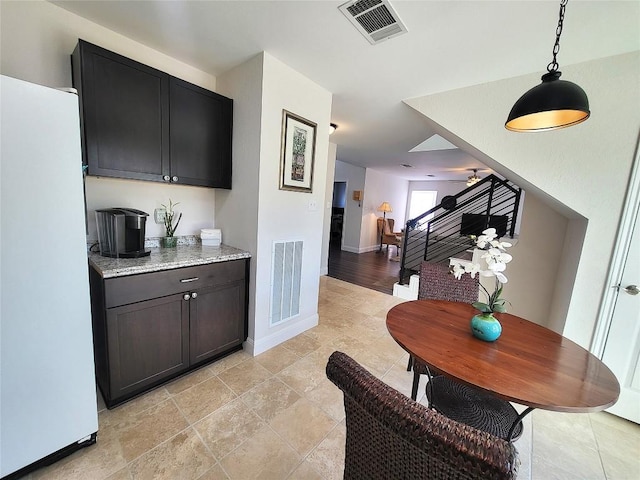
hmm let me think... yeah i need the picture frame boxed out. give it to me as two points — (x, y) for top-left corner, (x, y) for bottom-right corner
(279, 109), (317, 193)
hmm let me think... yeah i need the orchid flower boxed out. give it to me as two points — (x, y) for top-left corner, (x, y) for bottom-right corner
(495, 272), (508, 284)
(466, 262), (482, 278)
(453, 227), (513, 313)
(451, 263), (466, 280)
(475, 228), (497, 249)
(490, 239), (513, 249)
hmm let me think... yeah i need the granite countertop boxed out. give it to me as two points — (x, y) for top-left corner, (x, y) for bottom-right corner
(89, 244), (251, 278)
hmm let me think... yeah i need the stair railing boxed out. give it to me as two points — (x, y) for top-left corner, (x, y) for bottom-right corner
(399, 175), (521, 284)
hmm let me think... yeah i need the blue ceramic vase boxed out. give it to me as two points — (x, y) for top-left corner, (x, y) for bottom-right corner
(470, 313), (502, 342)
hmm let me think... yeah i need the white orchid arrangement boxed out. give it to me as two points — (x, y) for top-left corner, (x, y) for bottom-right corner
(451, 228), (513, 314)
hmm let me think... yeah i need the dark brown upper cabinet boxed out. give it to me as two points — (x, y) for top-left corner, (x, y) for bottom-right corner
(72, 40), (233, 189)
(169, 78), (232, 188)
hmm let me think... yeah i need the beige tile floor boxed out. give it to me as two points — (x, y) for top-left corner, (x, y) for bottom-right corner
(19, 276), (640, 480)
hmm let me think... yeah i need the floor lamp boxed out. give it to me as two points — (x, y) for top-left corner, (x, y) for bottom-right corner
(377, 202), (392, 252)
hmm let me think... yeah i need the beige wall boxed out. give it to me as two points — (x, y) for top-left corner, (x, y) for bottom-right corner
(406, 51), (640, 347)
(504, 194), (568, 327)
(0, 1), (218, 239)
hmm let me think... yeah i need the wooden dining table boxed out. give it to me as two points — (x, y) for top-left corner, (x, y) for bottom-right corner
(386, 299), (620, 440)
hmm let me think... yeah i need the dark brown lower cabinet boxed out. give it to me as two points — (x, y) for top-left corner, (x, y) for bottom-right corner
(106, 293), (189, 400)
(89, 259), (249, 408)
(189, 280), (245, 365)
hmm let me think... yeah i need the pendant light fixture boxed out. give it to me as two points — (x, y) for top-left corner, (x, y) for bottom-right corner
(505, 0), (590, 132)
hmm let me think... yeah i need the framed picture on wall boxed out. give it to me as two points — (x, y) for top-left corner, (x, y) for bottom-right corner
(279, 109), (317, 193)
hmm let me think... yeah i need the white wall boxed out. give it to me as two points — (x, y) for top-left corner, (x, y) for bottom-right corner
(332, 162), (410, 253)
(333, 160), (366, 253)
(85, 177), (216, 239)
(0, 0), (218, 240)
(406, 51), (640, 347)
(218, 52), (332, 355)
(252, 53), (332, 354)
(216, 54), (264, 341)
(361, 169), (409, 251)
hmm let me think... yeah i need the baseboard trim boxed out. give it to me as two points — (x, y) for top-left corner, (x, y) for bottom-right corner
(244, 314), (319, 356)
(341, 245), (380, 254)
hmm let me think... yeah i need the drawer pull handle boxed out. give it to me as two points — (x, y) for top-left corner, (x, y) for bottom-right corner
(180, 277), (199, 283)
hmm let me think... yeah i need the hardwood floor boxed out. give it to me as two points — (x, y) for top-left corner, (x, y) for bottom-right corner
(327, 244), (401, 295)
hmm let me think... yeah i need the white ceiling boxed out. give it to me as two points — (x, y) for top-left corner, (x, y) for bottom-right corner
(52, 0), (640, 182)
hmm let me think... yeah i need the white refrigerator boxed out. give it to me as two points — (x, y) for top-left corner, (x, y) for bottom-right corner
(0, 75), (98, 478)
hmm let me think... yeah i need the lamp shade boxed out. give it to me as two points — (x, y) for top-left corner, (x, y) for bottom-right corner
(505, 71), (590, 132)
(377, 202), (392, 213)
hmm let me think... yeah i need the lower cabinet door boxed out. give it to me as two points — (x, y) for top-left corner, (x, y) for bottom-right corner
(107, 293), (189, 401)
(189, 280), (245, 365)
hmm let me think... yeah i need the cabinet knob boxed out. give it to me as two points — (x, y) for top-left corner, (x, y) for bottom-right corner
(172, 176), (179, 182)
(163, 175), (170, 181)
(191, 292), (198, 299)
(183, 293), (191, 301)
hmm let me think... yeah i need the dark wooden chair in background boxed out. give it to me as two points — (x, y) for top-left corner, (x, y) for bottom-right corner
(326, 351), (519, 480)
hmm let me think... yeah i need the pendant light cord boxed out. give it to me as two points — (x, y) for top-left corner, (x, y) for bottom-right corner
(547, 0), (568, 73)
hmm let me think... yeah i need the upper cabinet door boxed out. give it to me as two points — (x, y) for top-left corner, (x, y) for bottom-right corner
(169, 77), (233, 188)
(73, 40), (170, 182)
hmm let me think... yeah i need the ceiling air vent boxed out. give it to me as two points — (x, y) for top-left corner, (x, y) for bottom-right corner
(339, 0), (408, 45)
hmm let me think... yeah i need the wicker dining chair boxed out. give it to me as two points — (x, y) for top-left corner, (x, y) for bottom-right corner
(408, 261), (480, 400)
(326, 351), (519, 480)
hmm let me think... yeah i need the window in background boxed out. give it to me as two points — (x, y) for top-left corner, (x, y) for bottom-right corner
(408, 190), (437, 221)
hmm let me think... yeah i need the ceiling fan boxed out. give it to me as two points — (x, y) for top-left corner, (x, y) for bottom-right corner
(467, 169), (482, 187)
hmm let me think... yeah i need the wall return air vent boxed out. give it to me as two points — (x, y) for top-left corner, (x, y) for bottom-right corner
(339, 0), (408, 45)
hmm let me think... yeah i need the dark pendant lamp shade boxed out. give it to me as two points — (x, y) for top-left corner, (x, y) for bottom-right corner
(505, 0), (590, 132)
(505, 71), (590, 132)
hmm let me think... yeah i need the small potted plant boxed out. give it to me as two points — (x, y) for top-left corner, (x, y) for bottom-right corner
(161, 199), (182, 248)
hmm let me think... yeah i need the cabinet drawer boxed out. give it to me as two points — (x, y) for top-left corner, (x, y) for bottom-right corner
(104, 260), (245, 308)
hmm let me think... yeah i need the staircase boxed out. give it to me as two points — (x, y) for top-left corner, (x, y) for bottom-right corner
(398, 175), (521, 285)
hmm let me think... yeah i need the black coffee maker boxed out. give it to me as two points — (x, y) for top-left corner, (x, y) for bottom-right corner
(95, 208), (151, 258)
